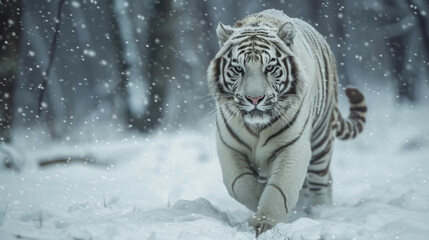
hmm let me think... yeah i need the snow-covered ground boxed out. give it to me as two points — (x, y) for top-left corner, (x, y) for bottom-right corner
(1, 92), (429, 240)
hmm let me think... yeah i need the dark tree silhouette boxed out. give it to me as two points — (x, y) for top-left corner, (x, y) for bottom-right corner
(0, 0), (22, 143)
(140, 0), (175, 132)
(108, 0), (132, 128)
(109, 0), (176, 133)
(381, 0), (429, 102)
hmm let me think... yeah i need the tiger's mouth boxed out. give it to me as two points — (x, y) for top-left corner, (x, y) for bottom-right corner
(247, 109), (266, 117)
(242, 108), (273, 125)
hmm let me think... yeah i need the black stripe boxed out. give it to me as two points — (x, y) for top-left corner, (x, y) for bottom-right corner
(275, 49), (282, 58)
(320, 57), (327, 118)
(312, 97), (334, 141)
(312, 107), (333, 143)
(346, 120), (352, 134)
(231, 172), (255, 198)
(311, 128), (330, 152)
(267, 183), (288, 213)
(345, 121), (355, 139)
(238, 49), (246, 55)
(275, 69), (283, 78)
(312, 86), (321, 128)
(350, 106), (367, 112)
(351, 124), (357, 138)
(238, 43), (252, 51)
(278, 59), (290, 95)
(311, 102), (334, 141)
(311, 121), (326, 142)
(255, 43), (270, 50)
(225, 105), (257, 138)
(271, 41), (286, 54)
(260, 35), (276, 39)
(307, 161), (330, 176)
(308, 181), (329, 187)
(212, 58), (227, 98)
(260, 114), (281, 132)
(281, 57), (289, 78)
(212, 57), (221, 82)
(240, 35), (271, 45)
(241, 31), (269, 35)
(313, 50), (330, 130)
(258, 49), (270, 55)
(311, 113), (330, 142)
(346, 89), (364, 104)
(233, 35), (250, 40)
(339, 121), (351, 139)
(336, 117), (345, 137)
(253, 36), (271, 44)
(310, 141), (332, 164)
(350, 114), (366, 123)
(216, 120), (247, 157)
(221, 58), (230, 92)
(227, 49), (233, 58)
(226, 82), (234, 92)
(230, 67), (241, 75)
(216, 83), (229, 100)
(263, 92), (307, 147)
(322, 49), (330, 82)
(267, 112), (311, 165)
(355, 120), (363, 132)
(219, 107), (252, 152)
(287, 56), (297, 95)
(263, 107), (300, 147)
(244, 122), (258, 137)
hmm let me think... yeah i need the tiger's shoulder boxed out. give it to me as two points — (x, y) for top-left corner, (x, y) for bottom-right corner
(234, 9), (290, 28)
(234, 9), (327, 48)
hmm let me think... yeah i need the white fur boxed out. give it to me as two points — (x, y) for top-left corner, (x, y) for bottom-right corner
(208, 9), (346, 235)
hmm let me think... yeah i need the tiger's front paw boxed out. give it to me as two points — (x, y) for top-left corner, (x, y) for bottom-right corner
(254, 222), (273, 238)
(248, 215), (274, 237)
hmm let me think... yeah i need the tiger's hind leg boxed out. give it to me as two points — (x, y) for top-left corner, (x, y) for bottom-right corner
(295, 177), (311, 215)
(307, 172), (333, 208)
(306, 141), (334, 208)
(296, 172), (332, 215)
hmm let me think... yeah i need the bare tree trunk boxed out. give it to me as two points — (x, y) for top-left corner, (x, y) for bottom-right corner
(408, 0), (429, 62)
(109, 1), (174, 133)
(0, 0), (22, 143)
(195, 0), (217, 58)
(382, 0), (419, 102)
(107, 0), (131, 126)
(138, 0), (175, 132)
(389, 34), (417, 102)
(305, 0), (350, 85)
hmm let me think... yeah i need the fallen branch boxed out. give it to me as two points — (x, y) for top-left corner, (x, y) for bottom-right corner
(38, 155), (107, 167)
(15, 234), (40, 240)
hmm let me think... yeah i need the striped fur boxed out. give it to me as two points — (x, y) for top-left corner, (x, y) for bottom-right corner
(207, 9), (367, 236)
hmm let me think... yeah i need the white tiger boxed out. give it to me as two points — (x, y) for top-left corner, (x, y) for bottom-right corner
(207, 9), (367, 236)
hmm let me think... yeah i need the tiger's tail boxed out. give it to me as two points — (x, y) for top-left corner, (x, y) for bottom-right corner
(335, 87), (367, 140)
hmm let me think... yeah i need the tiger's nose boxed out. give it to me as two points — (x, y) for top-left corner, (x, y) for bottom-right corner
(245, 95), (265, 105)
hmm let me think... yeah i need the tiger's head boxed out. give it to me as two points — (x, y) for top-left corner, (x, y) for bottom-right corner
(208, 21), (300, 126)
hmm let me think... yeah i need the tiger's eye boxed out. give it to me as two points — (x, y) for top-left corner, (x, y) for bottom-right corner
(266, 65), (274, 72)
(235, 66), (243, 72)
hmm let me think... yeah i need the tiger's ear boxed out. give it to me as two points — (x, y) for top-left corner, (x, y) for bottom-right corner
(278, 22), (296, 46)
(216, 22), (234, 47)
